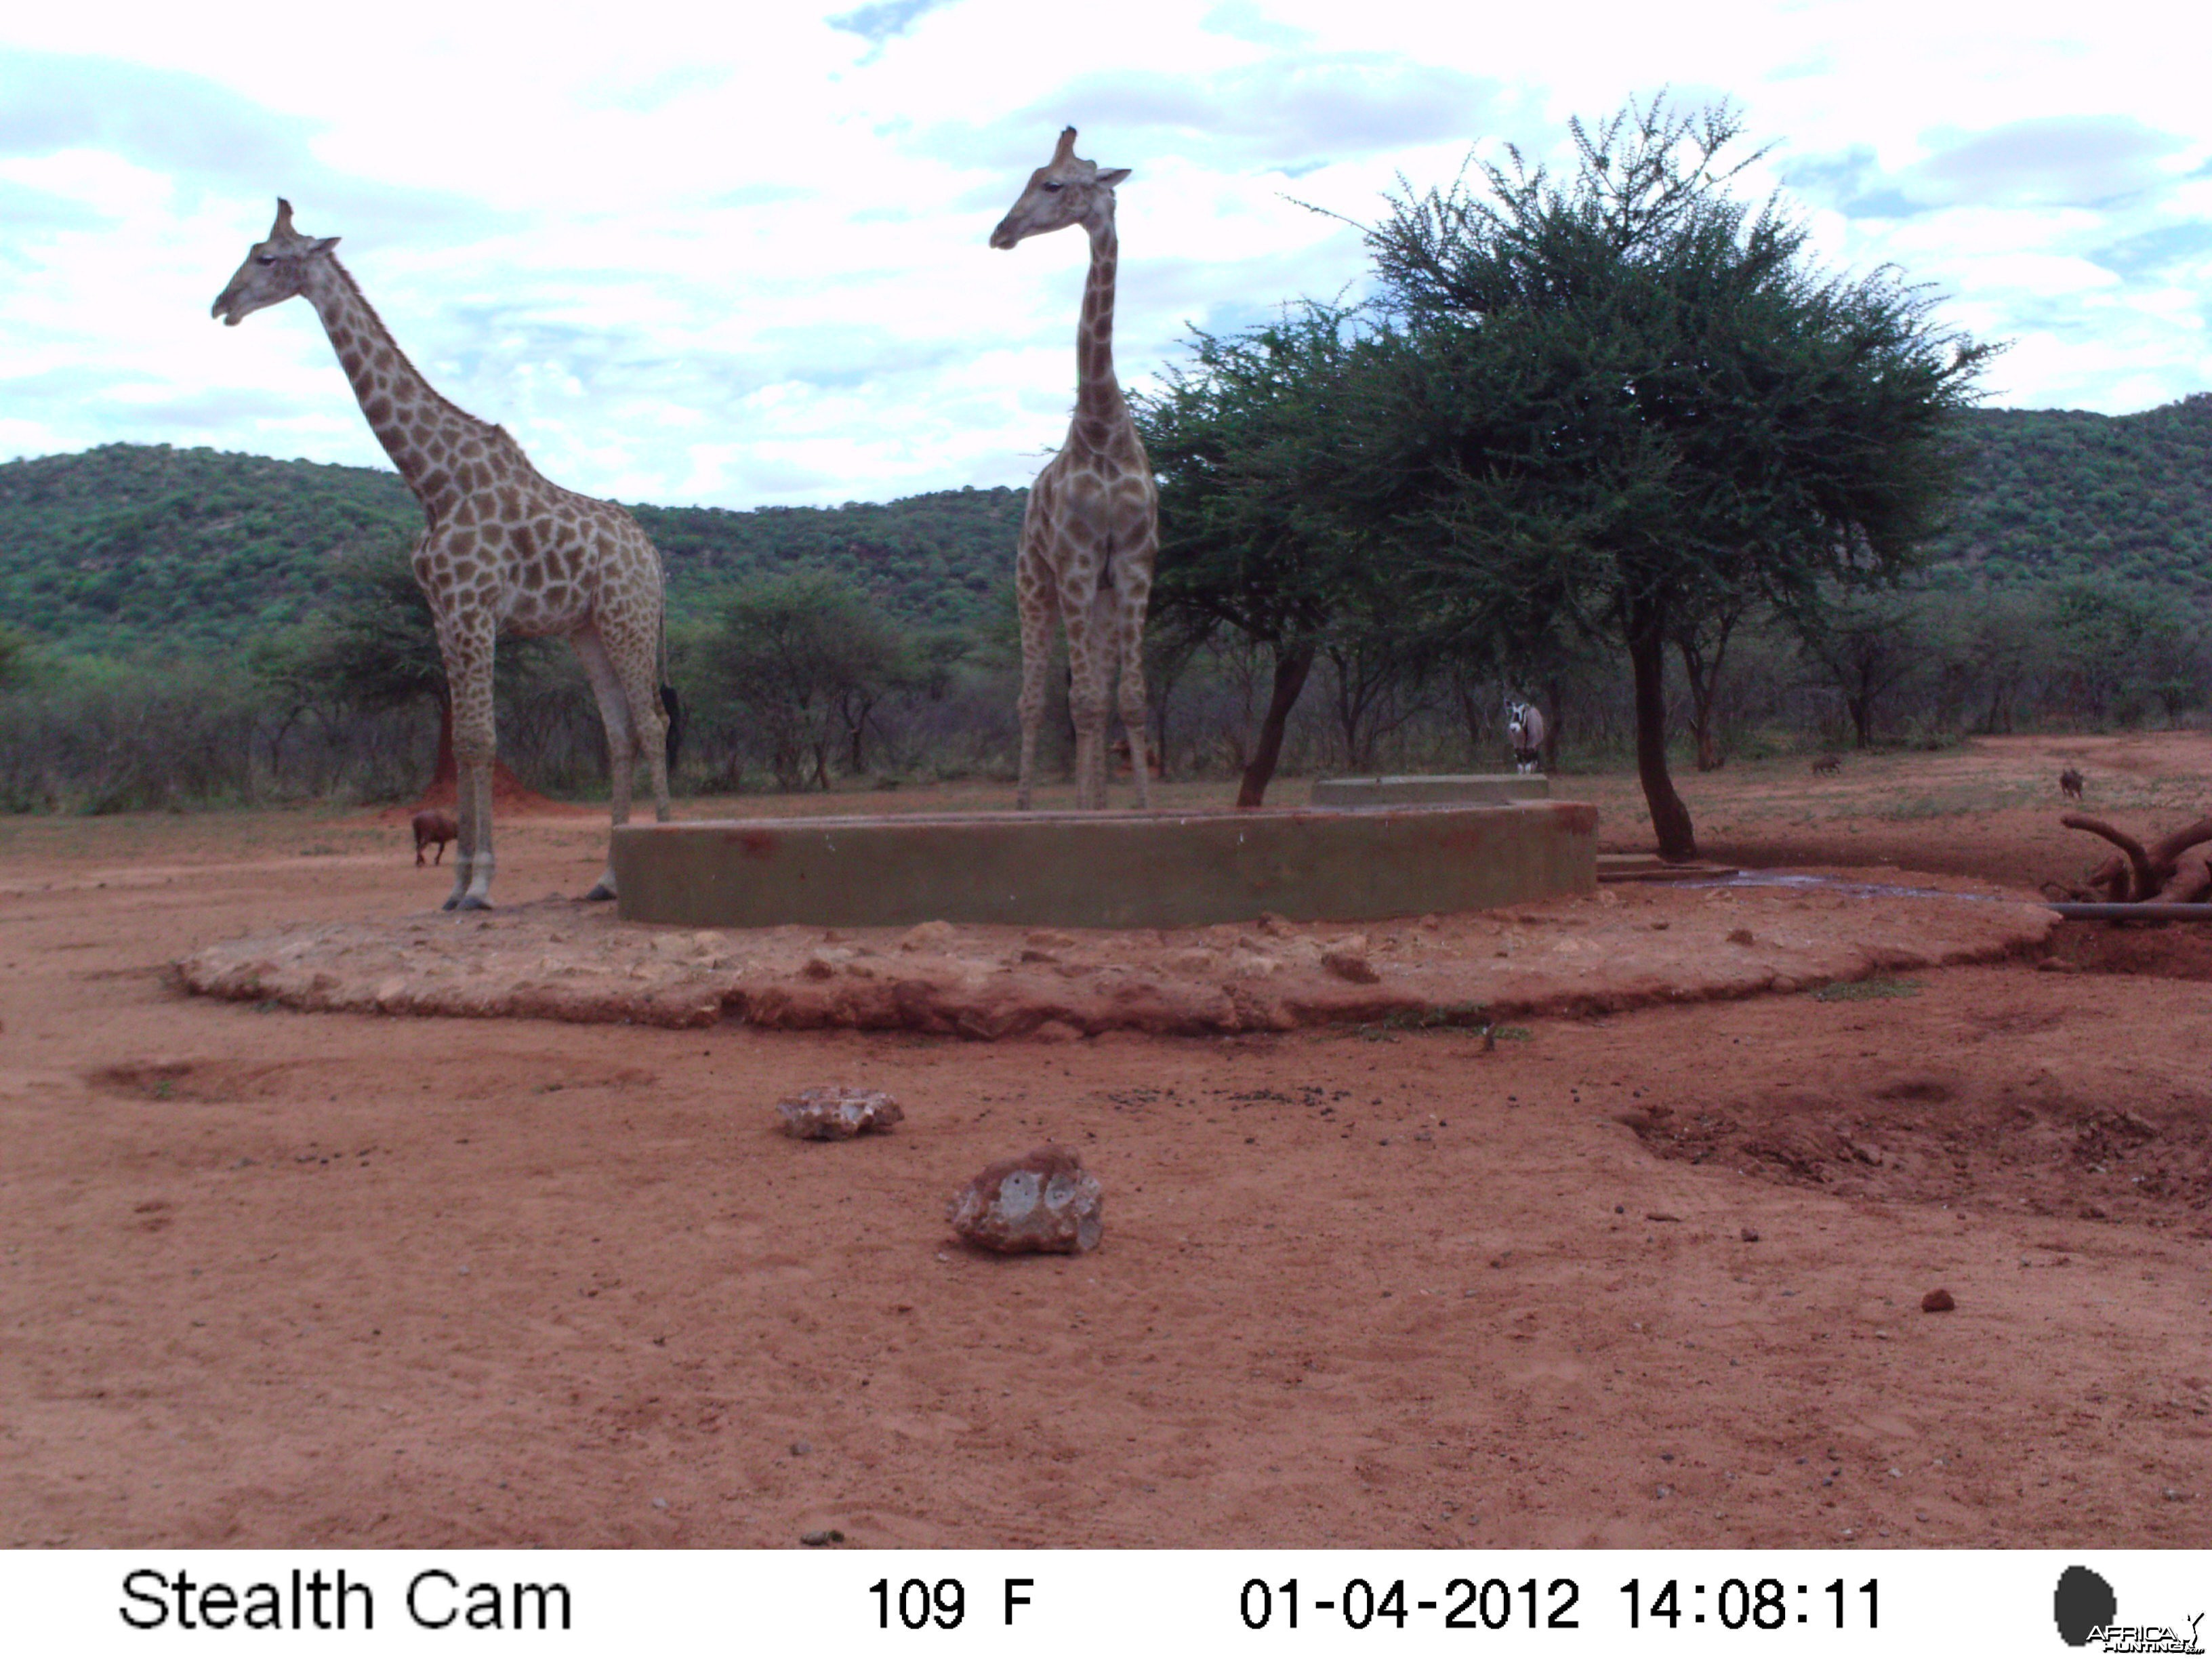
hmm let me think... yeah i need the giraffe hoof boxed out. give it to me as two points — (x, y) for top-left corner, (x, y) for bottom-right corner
(582, 883), (616, 903)
(455, 895), (493, 912)
(440, 896), (461, 912)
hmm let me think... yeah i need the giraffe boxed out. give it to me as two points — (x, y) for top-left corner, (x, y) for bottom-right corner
(212, 200), (677, 910)
(991, 127), (1156, 811)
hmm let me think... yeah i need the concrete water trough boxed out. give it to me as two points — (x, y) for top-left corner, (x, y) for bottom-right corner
(611, 800), (1597, 931)
(1310, 773), (1551, 807)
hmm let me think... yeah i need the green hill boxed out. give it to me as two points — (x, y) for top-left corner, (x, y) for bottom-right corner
(4, 392), (2209, 660)
(1925, 393), (2212, 596)
(0, 443), (1025, 657)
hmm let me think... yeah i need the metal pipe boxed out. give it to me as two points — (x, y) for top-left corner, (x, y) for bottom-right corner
(2047, 902), (2212, 921)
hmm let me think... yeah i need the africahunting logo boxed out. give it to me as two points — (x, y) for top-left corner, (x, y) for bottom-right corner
(2055, 1565), (2205, 1653)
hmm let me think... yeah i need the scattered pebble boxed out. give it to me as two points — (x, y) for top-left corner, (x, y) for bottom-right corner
(1921, 1288), (1956, 1313)
(799, 1529), (845, 1547)
(790, 1441), (811, 1457)
(1740, 1226), (1761, 1242)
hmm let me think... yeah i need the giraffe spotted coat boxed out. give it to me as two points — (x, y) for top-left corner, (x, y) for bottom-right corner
(213, 201), (673, 909)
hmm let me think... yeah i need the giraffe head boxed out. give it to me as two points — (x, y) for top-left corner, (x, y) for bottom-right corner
(989, 127), (1129, 249)
(211, 199), (340, 326)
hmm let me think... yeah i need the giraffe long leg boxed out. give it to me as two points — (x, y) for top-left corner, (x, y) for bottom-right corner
(595, 598), (670, 899)
(1083, 580), (1122, 809)
(1015, 539), (1058, 812)
(1114, 575), (1153, 812)
(569, 623), (637, 902)
(441, 612), (499, 911)
(1064, 578), (1110, 812)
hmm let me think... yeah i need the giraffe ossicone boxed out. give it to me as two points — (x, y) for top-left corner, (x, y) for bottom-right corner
(213, 199), (680, 910)
(992, 127), (1157, 811)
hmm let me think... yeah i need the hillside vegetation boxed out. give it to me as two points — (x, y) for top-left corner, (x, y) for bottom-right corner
(5, 396), (2210, 661)
(1937, 394), (2212, 595)
(0, 442), (1024, 657)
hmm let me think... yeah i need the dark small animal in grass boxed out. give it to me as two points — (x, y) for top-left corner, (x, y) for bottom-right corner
(411, 810), (458, 867)
(1810, 754), (1841, 775)
(2060, 766), (2085, 800)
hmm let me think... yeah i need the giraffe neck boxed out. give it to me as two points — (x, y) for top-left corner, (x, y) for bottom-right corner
(1071, 213), (1124, 445)
(300, 259), (491, 520)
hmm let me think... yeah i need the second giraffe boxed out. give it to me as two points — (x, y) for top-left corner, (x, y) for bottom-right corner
(992, 127), (1157, 811)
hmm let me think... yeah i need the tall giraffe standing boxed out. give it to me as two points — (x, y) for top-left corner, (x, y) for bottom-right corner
(991, 128), (1156, 811)
(213, 201), (676, 910)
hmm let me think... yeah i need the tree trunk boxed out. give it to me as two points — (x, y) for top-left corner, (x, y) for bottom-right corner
(1626, 603), (1696, 861)
(1237, 640), (1316, 808)
(1677, 613), (1737, 773)
(1540, 674), (1564, 773)
(1847, 694), (1872, 750)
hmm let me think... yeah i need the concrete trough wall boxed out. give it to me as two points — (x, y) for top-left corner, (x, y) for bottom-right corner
(1311, 774), (1551, 807)
(613, 801), (1597, 930)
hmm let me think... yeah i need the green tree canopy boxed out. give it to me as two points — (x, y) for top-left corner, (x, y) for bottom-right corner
(0, 623), (32, 693)
(706, 569), (916, 790)
(1355, 98), (1994, 855)
(1134, 302), (1412, 803)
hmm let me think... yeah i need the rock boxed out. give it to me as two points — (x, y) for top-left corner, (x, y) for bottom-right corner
(1740, 1226), (1760, 1242)
(1256, 912), (1296, 937)
(1727, 928), (1755, 946)
(1849, 1141), (1884, 1166)
(1921, 1288), (1955, 1313)
(1321, 946), (1380, 984)
(1025, 930), (1076, 949)
(799, 1528), (844, 1546)
(901, 921), (958, 952)
(948, 1145), (1103, 1254)
(777, 1086), (903, 1141)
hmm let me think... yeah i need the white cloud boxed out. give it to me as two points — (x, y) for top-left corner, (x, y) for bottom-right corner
(1, 0), (2208, 504)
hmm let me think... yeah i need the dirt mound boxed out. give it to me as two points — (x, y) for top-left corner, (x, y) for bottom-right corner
(1622, 1073), (2212, 1232)
(176, 878), (2056, 1036)
(405, 760), (592, 819)
(2043, 920), (2212, 981)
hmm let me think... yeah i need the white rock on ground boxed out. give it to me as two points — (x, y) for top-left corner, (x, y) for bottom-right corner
(776, 1086), (903, 1141)
(947, 1145), (1103, 1254)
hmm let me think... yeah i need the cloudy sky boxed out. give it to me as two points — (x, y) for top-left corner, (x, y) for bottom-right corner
(2, 0), (2206, 508)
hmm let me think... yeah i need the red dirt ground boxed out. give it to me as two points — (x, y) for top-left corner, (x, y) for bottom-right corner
(2, 733), (2207, 1549)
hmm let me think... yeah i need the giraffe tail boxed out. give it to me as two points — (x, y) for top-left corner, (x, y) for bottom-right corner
(655, 602), (684, 771)
(661, 684), (684, 771)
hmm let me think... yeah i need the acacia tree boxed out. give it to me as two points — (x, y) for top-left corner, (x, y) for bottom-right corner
(709, 569), (913, 790)
(1794, 586), (1924, 747)
(1357, 98), (1992, 857)
(1134, 303), (1412, 805)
